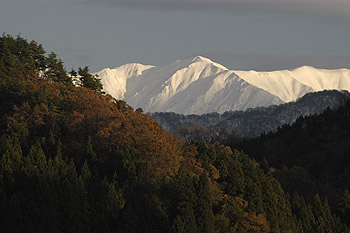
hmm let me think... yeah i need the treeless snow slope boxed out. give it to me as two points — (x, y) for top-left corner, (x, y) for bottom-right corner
(98, 63), (154, 99)
(96, 56), (282, 114)
(234, 66), (350, 102)
(291, 66), (350, 92)
(96, 56), (350, 114)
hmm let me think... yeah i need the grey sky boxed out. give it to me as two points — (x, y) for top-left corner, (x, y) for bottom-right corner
(83, 0), (350, 20)
(1, 0), (350, 72)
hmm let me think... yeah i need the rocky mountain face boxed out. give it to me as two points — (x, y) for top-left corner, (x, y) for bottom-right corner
(149, 90), (350, 138)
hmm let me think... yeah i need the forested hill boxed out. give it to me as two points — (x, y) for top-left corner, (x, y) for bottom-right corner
(230, 99), (350, 225)
(0, 34), (348, 232)
(150, 89), (350, 139)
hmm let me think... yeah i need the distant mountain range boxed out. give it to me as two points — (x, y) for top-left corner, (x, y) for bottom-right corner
(149, 90), (350, 138)
(97, 56), (350, 115)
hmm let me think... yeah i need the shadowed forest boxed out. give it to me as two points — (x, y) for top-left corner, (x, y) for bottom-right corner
(0, 34), (349, 232)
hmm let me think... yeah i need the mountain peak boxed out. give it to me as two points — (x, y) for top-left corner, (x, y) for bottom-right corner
(292, 65), (316, 71)
(115, 62), (154, 71)
(191, 55), (211, 62)
(184, 55), (228, 70)
(96, 57), (350, 114)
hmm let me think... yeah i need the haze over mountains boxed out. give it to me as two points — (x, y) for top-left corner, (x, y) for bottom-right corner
(97, 56), (350, 115)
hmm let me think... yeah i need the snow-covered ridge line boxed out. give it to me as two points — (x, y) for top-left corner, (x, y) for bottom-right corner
(234, 65), (350, 102)
(96, 56), (350, 114)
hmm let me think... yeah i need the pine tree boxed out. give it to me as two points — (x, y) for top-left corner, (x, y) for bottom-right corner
(25, 141), (47, 175)
(80, 160), (92, 186)
(78, 66), (103, 94)
(292, 191), (316, 232)
(338, 189), (350, 224)
(195, 172), (214, 233)
(29, 40), (46, 73)
(171, 168), (198, 233)
(86, 135), (98, 161)
(45, 52), (72, 85)
(171, 215), (185, 233)
(106, 173), (125, 220)
(0, 135), (23, 176)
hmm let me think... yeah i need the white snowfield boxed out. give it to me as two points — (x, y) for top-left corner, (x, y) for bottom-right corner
(96, 56), (350, 115)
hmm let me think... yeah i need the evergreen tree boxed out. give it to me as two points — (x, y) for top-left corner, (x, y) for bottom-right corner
(292, 191), (316, 232)
(86, 135), (98, 161)
(338, 189), (350, 224)
(25, 140), (47, 175)
(45, 52), (72, 85)
(195, 172), (214, 233)
(78, 66), (103, 94)
(0, 135), (23, 176)
(171, 215), (185, 233)
(171, 168), (198, 233)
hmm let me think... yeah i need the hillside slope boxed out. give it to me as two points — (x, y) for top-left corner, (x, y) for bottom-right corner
(229, 98), (350, 224)
(150, 90), (350, 138)
(1, 34), (348, 233)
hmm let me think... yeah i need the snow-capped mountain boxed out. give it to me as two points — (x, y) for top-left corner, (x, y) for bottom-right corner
(96, 56), (350, 114)
(97, 63), (154, 100)
(234, 66), (350, 102)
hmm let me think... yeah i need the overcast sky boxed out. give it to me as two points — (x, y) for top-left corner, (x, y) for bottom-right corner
(2, 0), (350, 71)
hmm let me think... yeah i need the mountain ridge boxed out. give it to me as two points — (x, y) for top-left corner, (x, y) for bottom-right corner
(96, 56), (350, 114)
(149, 90), (350, 138)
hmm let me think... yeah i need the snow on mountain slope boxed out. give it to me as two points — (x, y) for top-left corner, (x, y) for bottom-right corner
(291, 66), (350, 92)
(96, 56), (282, 114)
(125, 56), (248, 114)
(96, 56), (350, 114)
(234, 70), (313, 102)
(98, 63), (154, 99)
(142, 70), (282, 114)
(234, 66), (350, 102)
